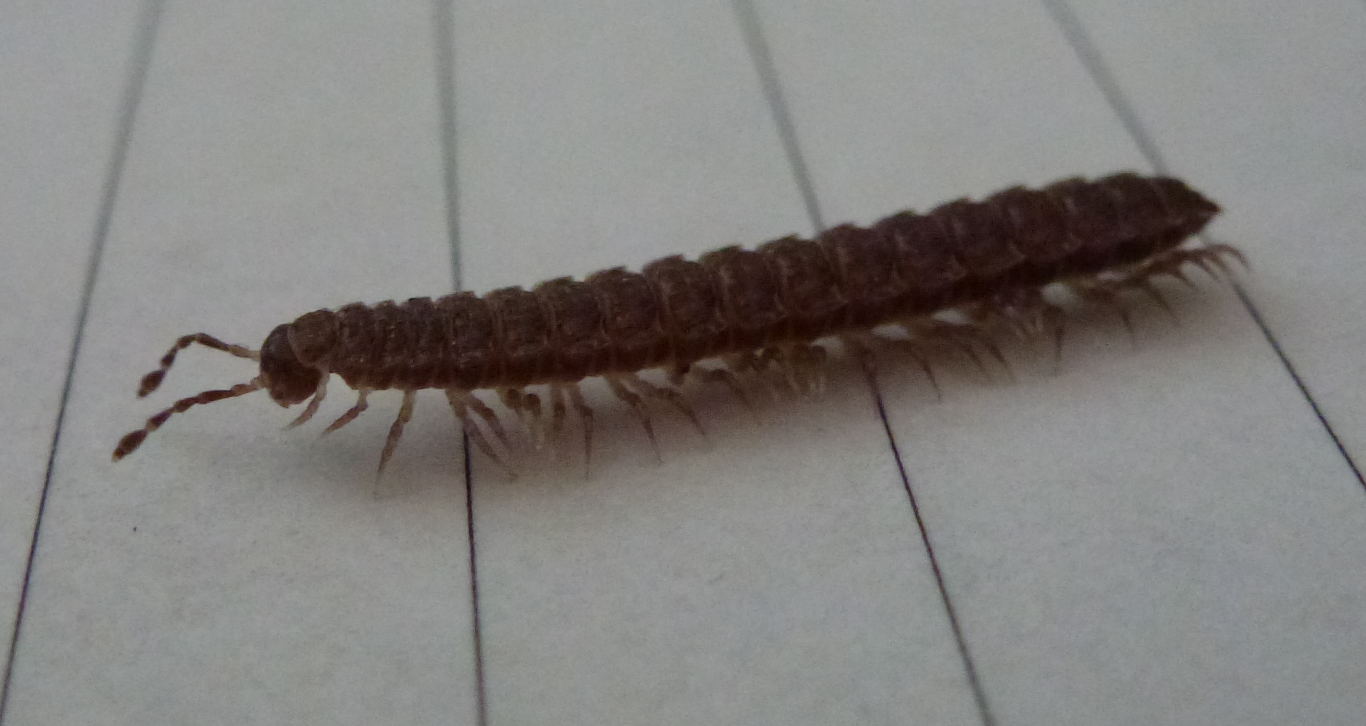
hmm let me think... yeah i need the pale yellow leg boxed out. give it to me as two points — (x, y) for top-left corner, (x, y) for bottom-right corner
(567, 383), (594, 478)
(621, 372), (705, 437)
(445, 389), (515, 478)
(323, 388), (369, 434)
(285, 374), (329, 428)
(549, 383), (568, 459)
(376, 390), (416, 479)
(606, 375), (661, 462)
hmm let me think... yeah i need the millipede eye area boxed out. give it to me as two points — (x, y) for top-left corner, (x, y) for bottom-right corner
(259, 324), (320, 406)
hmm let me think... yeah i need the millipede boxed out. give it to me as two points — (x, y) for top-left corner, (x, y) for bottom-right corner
(113, 171), (1245, 478)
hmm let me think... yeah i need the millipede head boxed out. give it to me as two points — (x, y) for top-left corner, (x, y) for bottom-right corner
(113, 314), (338, 461)
(259, 324), (324, 406)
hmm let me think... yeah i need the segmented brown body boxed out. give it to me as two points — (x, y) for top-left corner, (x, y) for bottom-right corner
(114, 172), (1242, 474)
(311, 172), (1218, 389)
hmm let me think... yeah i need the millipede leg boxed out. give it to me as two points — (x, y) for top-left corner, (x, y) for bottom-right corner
(727, 352), (780, 401)
(972, 288), (1069, 371)
(1069, 280), (1136, 342)
(606, 375), (661, 462)
(523, 391), (545, 449)
(499, 387), (528, 426)
(446, 390), (516, 478)
(764, 346), (811, 396)
(1104, 247), (1243, 329)
(841, 334), (877, 379)
(756, 348), (785, 387)
(1205, 242), (1250, 271)
(1139, 244), (1248, 289)
(669, 362), (756, 417)
(903, 319), (1011, 381)
(1166, 249), (1220, 281)
(766, 347), (797, 394)
(904, 320), (972, 370)
(856, 332), (943, 400)
(567, 383), (594, 478)
(621, 372), (705, 438)
(842, 334), (892, 406)
(962, 325), (1012, 380)
(323, 388), (370, 434)
(463, 393), (511, 448)
(549, 384), (568, 457)
(696, 366), (754, 413)
(137, 333), (260, 397)
(1042, 303), (1067, 373)
(786, 344), (828, 395)
(896, 341), (943, 399)
(807, 344), (829, 393)
(1163, 263), (1197, 288)
(1140, 252), (1197, 289)
(285, 374), (330, 429)
(1129, 278), (1180, 324)
(1104, 291), (1136, 341)
(376, 390), (416, 479)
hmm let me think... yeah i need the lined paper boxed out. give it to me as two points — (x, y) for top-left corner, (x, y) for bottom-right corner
(3, 2), (1364, 724)
(1, 0), (145, 714)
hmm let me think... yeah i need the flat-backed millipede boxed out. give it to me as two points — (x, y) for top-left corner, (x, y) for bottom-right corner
(113, 171), (1245, 477)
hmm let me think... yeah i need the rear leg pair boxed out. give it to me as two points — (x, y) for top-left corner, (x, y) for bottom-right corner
(952, 242), (1244, 371)
(1144, 243), (1248, 284)
(1068, 242), (1248, 337)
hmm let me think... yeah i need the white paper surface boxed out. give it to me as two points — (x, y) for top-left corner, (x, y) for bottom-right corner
(3, 2), (1364, 725)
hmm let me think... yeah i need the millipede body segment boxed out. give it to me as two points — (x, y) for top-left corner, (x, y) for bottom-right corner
(113, 172), (1244, 476)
